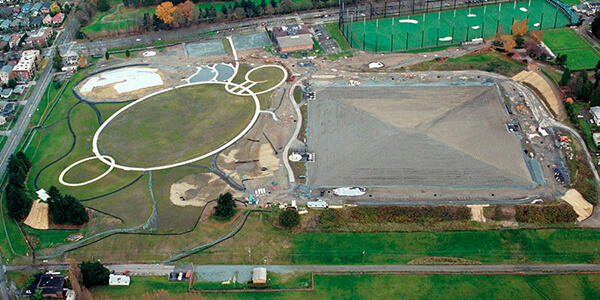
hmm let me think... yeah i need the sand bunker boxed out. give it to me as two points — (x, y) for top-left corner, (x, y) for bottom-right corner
(81, 67), (164, 94)
(399, 19), (419, 24)
(562, 189), (593, 222)
(24, 200), (49, 230)
(170, 173), (243, 207)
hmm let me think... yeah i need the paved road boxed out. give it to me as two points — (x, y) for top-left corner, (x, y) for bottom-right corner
(282, 79), (304, 184)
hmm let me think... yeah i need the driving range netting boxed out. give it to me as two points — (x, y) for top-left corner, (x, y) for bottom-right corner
(343, 0), (571, 52)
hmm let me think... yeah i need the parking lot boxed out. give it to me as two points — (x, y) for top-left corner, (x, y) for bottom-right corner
(314, 24), (341, 54)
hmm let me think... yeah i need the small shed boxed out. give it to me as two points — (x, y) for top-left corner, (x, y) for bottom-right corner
(251, 267), (267, 284)
(109, 274), (131, 286)
(36, 189), (50, 201)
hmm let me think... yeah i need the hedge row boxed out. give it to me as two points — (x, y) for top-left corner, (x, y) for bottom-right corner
(515, 203), (578, 224)
(349, 205), (471, 224)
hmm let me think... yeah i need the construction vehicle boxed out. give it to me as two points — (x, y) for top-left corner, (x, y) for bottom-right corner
(265, 58), (273, 63)
(524, 99), (530, 108)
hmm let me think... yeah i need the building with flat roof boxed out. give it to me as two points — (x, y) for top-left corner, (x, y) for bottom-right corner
(591, 107), (600, 126)
(28, 274), (65, 298)
(272, 24), (313, 53)
(12, 49), (39, 81)
(0, 64), (12, 85)
(251, 267), (267, 284)
(26, 26), (52, 47)
(109, 274), (131, 286)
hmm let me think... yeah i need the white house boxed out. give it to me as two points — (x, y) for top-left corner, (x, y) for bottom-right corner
(109, 274), (130, 286)
(591, 106), (600, 126)
(593, 133), (600, 147)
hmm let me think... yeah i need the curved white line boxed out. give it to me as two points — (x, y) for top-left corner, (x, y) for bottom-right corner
(92, 81), (263, 171)
(59, 155), (116, 187)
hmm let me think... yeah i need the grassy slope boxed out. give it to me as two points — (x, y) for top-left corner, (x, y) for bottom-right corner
(409, 52), (526, 77)
(325, 23), (351, 52)
(543, 28), (600, 70)
(90, 276), (189, 298)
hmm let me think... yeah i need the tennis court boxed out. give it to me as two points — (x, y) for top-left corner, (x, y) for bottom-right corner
(343, 0), (571, 52)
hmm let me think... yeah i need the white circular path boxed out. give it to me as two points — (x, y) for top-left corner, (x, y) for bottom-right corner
(59, 63), (287, 186)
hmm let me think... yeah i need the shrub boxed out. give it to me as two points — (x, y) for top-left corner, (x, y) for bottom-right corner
(348, 205), (470, 224)
(515, 203), (578, 223)
(491, 205), (504, 221)
(214, 192), (236, 219)
(279, 209), (300, 228)
(319, 209), (344, 230)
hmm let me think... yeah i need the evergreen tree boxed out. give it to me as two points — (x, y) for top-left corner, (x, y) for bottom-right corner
(592, 15), (600, 39)
(260, 0), (267, 9)
(125, 49), (130, 58)
(80, 261), (110, 288)
(221, 5), (228, 16)
(213, 192), (236, 219)
(105, 50), (110, 60)
(592, 87), (600, 107)
(560, 68), (571, 86)
(53, 48), (63, 72)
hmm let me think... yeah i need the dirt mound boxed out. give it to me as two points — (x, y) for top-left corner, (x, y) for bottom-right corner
(170, 173), (243, 207)
(24, 200), (49, 230)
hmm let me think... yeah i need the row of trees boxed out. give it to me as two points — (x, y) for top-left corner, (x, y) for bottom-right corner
(515, 203), (577, 224)
(559, 60), (600, 106)
(5, 152), (32, 219)
(47, 186), (89, 225)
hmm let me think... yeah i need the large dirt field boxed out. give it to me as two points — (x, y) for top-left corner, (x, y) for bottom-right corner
(307, 84), (534, 188)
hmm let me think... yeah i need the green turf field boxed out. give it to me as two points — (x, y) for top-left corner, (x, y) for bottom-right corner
(97, 84), (254, 168)
(543, 28), (600, 70)
(344, 0), (571, 52)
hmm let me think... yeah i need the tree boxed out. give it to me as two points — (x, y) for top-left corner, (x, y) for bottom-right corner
(493, 24), (503, 46)
(156, 1), (176, 25)
(48, 186), (89, 225)
(63, 2), (71, 13)
(50, 2), (61, 16)
(279, 209), (300, 228)
(125, 49), (130, 58)
(504, 38), (516, 52)
(592, 87), (600, 107)
(53, 48), (63, 72)
(78, 54), (87, 68)
(8, 79), (16, 89)
(233, 7), (246, 19)
(555, 53), (568, 66)
(105, 50), (110, 60)
(80, 261), (110, 288)
(592, 14), (600, 39)
(221, 5), (228, 16)
(575, 71), (594, 102)
(560, 68), (571, 86)
(213, 192), (236, 219)
(530, 30), (543, 43)
(277, 0), (295, 13)
(264, 4), (275, 15)
(177, 1), (198, 26)
(97, 0), (111, 12)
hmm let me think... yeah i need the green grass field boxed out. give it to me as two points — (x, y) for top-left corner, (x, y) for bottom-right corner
(97, 84), (254, 168)
(198, 273), (600, 299)
(345, 0), (571, 52)
(90, 276), (189, 298)
(543, 28), (600, 70)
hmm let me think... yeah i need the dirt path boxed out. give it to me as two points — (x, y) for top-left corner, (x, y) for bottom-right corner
(24, 200), (49, 230)
(467, 204), (489, 223)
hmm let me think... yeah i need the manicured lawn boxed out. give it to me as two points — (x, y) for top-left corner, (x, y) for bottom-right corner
(245, 66), (286, 92)
(543, 28), (600, 70)
(90, 276), (189, 298)
(410, 52), (526, 77)
(97, 84), (254, 168)
(290, 229), (600, 264)
(325, 23), (351, 52)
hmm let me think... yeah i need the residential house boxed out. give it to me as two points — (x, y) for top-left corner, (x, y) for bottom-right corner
(591, 106), (600, 126)
(12, 50), (39, 81)
(13, 84), (24, 95)
(19, 18), (29, 29)
(21, 3), (32, 15)
(28, 274), (65, 298)
(0, 64), (13, 85)
(0, 7), (11, 19)
(42, 14), (52, 26)
(9, 19), (19, 29)
(12, 6), (20, 15)
(9, 33), (21, 49)
(1, 102), (13, 115)
(41, 2), (52, 14)
(32, 2), (42, 15)
(31, 16), (42, 27)
(1, 88), (12, 99)
(52, 12), (65, 25)
(62, 52), (78, 72)
(0, 19), (10, 31)
(271, 24), (314, 53)
(26, 26), (52, 47)
(594, 133), (600, 147)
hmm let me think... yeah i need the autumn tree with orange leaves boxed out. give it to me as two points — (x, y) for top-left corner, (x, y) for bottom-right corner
(173, 1), (198, 28)
(156, 1), (176, 25)
(511, 19), (528, 36)
(504, 38), (516, 52)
